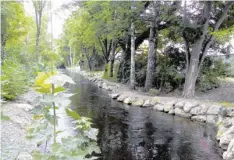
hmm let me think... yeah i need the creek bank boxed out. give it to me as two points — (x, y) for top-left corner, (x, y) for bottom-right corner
(1, 88), (41, 160)
(68, 68), (234, 160)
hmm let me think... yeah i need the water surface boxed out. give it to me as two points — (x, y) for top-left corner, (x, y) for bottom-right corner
(64, 71), (222, 160)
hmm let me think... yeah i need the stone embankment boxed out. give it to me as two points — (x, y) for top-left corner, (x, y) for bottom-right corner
(70, 68), (234, 160)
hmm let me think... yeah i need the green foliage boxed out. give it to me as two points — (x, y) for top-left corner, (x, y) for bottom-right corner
(1, 60), (29, 100)
(198, 59), (230, 92)
(1, 112), (11, 121)
(27, 72), (100, 159)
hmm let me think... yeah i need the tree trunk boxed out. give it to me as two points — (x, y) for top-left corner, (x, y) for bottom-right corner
(109, 41), (117, 77)
(85, 54), (92, 71)
(130, 22), (136, 90)
(183, 39), (203, 98)
(144, 22), (158, 91)
(1, 38), (6, 64)
(33, 1), (46, 64)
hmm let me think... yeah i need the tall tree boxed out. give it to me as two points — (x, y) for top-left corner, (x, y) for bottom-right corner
(32, 0), (46, 63)
(130, 21), (136, 89)
(182, 1), (234, 98)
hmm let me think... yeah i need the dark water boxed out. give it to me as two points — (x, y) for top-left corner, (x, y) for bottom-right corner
(64, 71), (222, 160)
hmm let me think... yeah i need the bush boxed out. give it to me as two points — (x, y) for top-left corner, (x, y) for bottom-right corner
(1, 60), (29, 100)
(198, 59), (230, 92)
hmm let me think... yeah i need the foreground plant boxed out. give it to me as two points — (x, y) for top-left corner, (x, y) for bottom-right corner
(26, 72), (100, 159)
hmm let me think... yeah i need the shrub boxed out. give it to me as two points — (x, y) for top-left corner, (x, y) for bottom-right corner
(1, 60), (29, 100)
(197, 59), (230, 92)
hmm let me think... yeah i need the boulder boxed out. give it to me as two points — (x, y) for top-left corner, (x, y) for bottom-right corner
(216, 125), (229, 141)
(143, 99), (152, 107)
(123, 97), (135, 105)
(191, 116), (206, 123)
(150, 97), (160, 106)
(174, 101), (185, 109)
(153, 104), (164, 112)
(220, 126), (234, 150)
(223, 138), (234, 160)
(117, 95), (127, 102)
(183, 102), (198, 113)
(206, 115), (218, 124)
(227, 108), (234, 117)
(102, 82), (108, 90)
(207, 105), (222, 115)
(132, 99), (144, 107)
(97, 81), (103, 88)
(190, 105), (209, 115)
(163, 104), (173, 113)
(168, 109), (175, 115)
(174, 108), (191, 118)
(219, 107), (228, 117)
(109, 93), (120, 99)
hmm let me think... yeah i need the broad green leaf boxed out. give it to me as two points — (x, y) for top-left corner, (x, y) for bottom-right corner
(53, 86), (65, 94)
(65, 108), (81, 120)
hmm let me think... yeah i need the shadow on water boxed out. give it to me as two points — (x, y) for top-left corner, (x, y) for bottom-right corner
(64, 70), (222, 160)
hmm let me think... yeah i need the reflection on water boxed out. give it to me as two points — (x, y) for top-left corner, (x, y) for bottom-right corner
(64, 70), (222, 160)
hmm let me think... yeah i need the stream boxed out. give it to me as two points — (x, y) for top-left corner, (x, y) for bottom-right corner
(59, 70), (222, 160)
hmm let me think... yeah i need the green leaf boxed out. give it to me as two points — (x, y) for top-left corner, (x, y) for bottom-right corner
(65, 108), (81, 120)
(53, 86), (65, 94)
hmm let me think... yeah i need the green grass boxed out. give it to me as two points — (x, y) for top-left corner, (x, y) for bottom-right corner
(219, 101), (234, 108)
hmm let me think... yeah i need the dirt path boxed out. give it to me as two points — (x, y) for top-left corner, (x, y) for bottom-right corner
(196, 78), (234, 103)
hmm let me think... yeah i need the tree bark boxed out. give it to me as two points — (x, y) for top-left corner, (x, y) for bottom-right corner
(109, 41), (117, 77)
(33, 1), (46, 64)
(130, 22), (136, 90)
(144, 22), (158, 91)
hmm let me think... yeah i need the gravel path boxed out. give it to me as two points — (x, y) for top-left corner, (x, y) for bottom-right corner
(1, 89), (41, 160)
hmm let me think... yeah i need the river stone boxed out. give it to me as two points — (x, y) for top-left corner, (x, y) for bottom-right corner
(15, 103), (34, 112)
(150, 97), (160, 106)
(227, 108), (234, 117)
(175, 108), (191, 118)
(190, 105), (209, 115)
(206, 115), (218, 124)
(207, 105), (222, 115)
(123, 97), (135, 105)
(223, 117), (234, 128)
(143, 99), (152, 107)
(97, 81), (103, 88)
(183, 102), (198, 113)
(102, 83), (109, 90)
(174, 101), (185, 109)
(217, 125), (229, 141)
(163, 104), (173, 113)
(220, 126), (234, 150)
(219, 107), (228, 117)
(223, 138), (234, 160)
(168, 109), (175, 115)
(153, 104), (164, 112)
(132, 99), (144, 107)
(191, 116), (206, 123)
(17, 152), (32, 160)
(117, 95), (127, 102)
(109, 93), (120, 99)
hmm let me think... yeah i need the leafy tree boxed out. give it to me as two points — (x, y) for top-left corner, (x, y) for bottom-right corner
(182, 1), (234, 98)
(32, 0), (47, 63)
